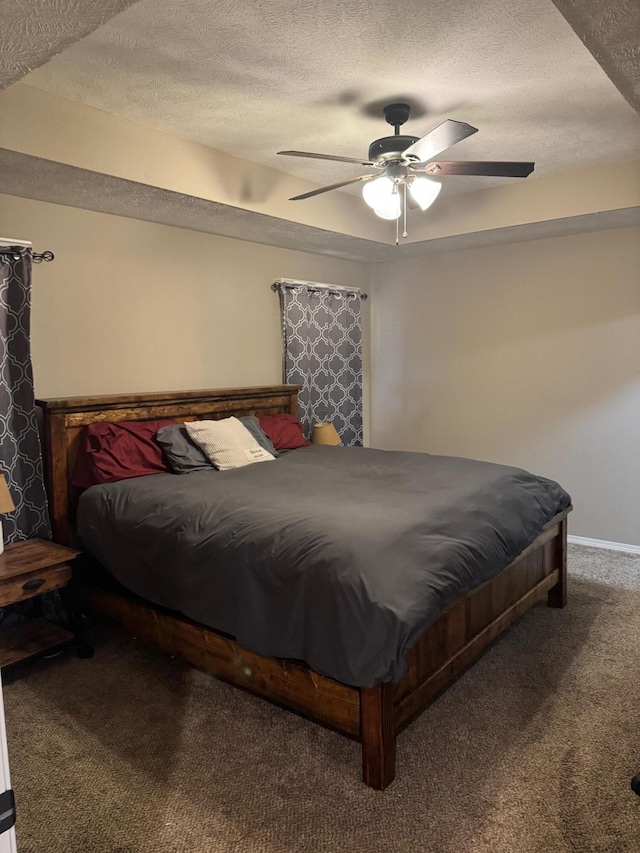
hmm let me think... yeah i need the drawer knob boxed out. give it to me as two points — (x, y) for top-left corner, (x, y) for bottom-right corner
(22, 578), (45, 591)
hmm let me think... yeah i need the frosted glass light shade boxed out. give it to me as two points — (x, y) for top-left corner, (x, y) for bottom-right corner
(362, 176), (401, 219)
(313, 422), (342, 446)
(409, 177), (442, 211)
(374, 195), (401, 220)
(362, 176), (395, 209)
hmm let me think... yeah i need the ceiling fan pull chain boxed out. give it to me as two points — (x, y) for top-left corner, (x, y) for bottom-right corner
(395, 210), (399, 246)
(403, 183), (408, 239)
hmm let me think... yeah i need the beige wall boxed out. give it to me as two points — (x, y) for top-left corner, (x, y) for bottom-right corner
(369, 226), (640, 546)
(0, 195), (369, 440)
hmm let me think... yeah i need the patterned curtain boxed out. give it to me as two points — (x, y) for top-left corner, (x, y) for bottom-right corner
(0, 249), (51, 543)
(278, 282), (363, 446)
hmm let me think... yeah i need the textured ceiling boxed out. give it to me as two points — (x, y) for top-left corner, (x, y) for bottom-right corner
(0, 0), (141, 91)
(551, 0), (640, 114)
(24, 0), (640, 202)
(2, 150), (637, 262)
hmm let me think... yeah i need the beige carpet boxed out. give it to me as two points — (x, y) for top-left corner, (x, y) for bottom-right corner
(4, 544), (640, 853)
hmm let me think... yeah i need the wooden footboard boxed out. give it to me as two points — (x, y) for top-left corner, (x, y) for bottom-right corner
(37, 386), (570, 790)
(395, 514), (567, 731)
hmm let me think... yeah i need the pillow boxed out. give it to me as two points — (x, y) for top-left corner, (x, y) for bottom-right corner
(72, 419), (175, 487)
(156, 424), (214, 474)
(239, 415), (279, 458)
(258, 413), (310, 451)
(186, 417), (276, 470)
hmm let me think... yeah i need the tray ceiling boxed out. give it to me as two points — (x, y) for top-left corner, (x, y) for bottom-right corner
(23, 0), (640, 202)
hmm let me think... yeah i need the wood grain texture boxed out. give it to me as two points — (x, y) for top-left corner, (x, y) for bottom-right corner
(37, 386), (302, 412)
(61, 396), (295, 428)
(0, 618), (74, 667)
(548, 515), (568, 608)
(0, 539), (79, 579)
(39, 386), (570, 789)
(361, 684), (396, 790)
(394, 513), (569, 729)
(396, 569), (560, 730)
(0, 565), (72, 608)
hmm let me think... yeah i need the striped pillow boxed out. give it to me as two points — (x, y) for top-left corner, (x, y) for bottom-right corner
(185, 417), (275, 471)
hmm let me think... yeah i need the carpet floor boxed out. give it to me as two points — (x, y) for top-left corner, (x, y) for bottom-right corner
(4, 545), (640, 852)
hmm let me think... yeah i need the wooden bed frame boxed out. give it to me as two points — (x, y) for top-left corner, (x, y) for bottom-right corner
(37, 385), (570, 790)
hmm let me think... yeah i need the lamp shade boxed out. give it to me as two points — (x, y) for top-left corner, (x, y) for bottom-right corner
(362, 176), (401, 221)
(362, 175), (394, 209)
(312, 422), (342, 446)
(409, 176), (441, 211)
(373, 197), (401, 220)
(0, 475), (15, 514)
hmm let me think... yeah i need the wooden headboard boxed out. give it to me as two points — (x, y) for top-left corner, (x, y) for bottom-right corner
(37, 385), (301, 546)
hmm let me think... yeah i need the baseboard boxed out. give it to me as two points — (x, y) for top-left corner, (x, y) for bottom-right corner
(568, 535), (640, 556)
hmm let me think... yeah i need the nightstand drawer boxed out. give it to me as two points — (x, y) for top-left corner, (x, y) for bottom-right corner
(0, 564), (72, 607)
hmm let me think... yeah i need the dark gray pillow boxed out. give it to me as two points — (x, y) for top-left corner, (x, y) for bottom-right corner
(239, 416), (279, 458)
(156, 424), (214, 474)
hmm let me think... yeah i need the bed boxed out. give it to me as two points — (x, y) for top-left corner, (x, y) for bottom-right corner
(37, 385), (571, 789)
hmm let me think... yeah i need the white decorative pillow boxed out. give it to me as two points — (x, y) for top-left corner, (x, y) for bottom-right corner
(185, 417), (275, 471)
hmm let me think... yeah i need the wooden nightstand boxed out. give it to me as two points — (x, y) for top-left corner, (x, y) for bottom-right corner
(0, 539), (93, 668)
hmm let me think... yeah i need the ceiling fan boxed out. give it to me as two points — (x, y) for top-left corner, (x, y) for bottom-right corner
(278, 103), (534, 240)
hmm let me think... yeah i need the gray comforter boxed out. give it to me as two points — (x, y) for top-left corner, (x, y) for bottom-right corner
(77, 445), (570, 687)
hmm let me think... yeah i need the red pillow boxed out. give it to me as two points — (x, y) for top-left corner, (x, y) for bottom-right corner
(72, 419), (176, 487)
(258, 413), (310, 451)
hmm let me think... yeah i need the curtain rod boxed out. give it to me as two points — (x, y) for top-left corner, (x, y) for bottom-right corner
(272, 278), (367, 300)
(0, 240), (55, 263)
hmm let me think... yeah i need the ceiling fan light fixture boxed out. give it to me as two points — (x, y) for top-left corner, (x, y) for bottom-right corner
(279, 104), (534, 241)
(409, 176), (442, 211)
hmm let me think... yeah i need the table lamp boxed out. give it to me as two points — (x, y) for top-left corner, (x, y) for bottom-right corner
(0, 474), (16, 556)
(312, 422), (342, 446)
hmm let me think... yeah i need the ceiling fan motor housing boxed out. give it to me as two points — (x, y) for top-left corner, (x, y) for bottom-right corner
(368, 135), (419, 163)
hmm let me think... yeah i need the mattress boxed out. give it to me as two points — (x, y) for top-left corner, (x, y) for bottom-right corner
(77, 445), (571, 687)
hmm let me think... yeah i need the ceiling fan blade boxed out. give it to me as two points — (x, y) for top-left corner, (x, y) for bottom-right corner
(402, 119), (478, 163)
(289, 175), (374, 201)
(278, 150), (377, 167)
(415, 160), (535, 178)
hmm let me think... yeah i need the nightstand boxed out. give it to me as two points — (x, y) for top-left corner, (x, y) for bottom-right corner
(0, 539), (93, 668)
